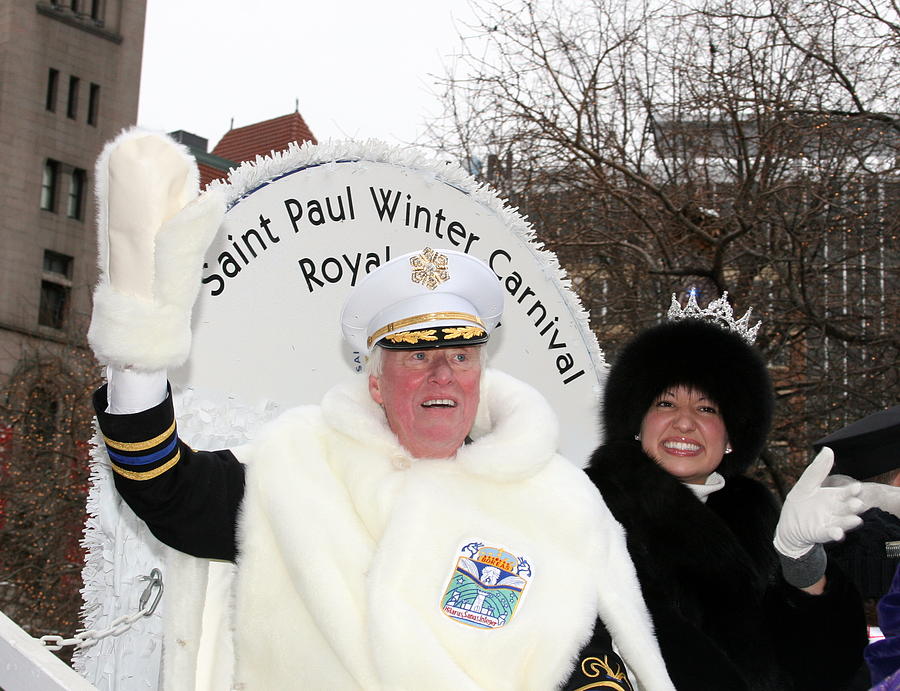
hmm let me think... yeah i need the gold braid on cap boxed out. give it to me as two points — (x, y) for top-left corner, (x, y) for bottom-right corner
(384, 329), (439, 345)
(441, 326), (486, 340)
(368, 312), (485, 349)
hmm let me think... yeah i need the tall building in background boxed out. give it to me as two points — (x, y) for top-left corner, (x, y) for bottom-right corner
(0, 1), (147, 639)
(0, 0), (147, 382)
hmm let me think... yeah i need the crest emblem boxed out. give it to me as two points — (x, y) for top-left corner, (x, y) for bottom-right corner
(440, 541), (532, 629)
(410, 247), (450, 290)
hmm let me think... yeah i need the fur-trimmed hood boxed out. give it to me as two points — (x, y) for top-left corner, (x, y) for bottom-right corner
(601, 318), (773, 476)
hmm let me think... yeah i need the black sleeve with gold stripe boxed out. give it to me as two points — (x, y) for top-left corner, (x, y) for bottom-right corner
(93, 384), (245, 562)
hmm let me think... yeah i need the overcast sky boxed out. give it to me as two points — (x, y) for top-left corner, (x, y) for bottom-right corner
(137, 1), (479, 151)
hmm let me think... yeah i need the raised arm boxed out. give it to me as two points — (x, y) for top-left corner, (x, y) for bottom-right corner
(88, 128), (243, 561)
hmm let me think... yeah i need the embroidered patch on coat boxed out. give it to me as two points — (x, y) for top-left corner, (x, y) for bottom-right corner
(440, 541), (532, 629)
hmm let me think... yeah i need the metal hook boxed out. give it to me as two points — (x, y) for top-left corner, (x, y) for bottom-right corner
(138, 567), (164, 616)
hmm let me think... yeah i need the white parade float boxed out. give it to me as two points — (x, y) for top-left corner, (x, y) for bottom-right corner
(59, 140), (606, 690)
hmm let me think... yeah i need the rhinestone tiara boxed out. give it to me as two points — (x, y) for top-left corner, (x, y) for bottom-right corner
(667, 290), (761, 344)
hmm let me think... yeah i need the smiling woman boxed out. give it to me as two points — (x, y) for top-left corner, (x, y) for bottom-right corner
(570, 305), (869, 691)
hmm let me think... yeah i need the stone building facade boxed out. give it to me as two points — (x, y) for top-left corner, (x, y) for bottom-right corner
(0, 0), (146, 383)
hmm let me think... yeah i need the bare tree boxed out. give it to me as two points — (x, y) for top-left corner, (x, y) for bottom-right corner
(0, 341), (100, 660)
(432, 0), (899, 487)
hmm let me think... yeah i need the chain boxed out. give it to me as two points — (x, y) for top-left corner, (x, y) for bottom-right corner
(39, 568), (164, 652)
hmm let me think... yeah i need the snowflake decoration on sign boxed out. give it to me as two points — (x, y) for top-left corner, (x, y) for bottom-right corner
(410, 247), (450, 290)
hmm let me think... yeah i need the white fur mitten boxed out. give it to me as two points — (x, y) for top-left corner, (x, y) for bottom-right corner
(88, 128), (225, 370)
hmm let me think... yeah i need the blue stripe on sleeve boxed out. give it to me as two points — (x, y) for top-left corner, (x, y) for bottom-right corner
(106, 435), (178, 467)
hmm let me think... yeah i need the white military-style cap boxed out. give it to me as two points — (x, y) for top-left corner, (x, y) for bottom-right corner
(340, 247), (504, 353)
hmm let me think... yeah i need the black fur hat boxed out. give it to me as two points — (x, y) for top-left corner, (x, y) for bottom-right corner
(601, 319), (773, 477)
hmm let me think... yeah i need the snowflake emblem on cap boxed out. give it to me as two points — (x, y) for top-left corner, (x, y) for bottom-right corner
(410, 247), (450, 290)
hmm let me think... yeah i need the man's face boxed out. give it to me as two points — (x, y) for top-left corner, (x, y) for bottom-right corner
(368, 346), (482, 459)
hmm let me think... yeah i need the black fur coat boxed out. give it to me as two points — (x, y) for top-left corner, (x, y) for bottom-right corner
(586, 440), (867, 691)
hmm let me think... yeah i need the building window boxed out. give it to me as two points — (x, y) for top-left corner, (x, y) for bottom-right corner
(39, 0), (113, 35)
(67, 75), (80, 119)
(67, 168), (86, 220)
(39, 251), (73, 329)
(43, 250), (72, 278)
(46, 68), (59, 112)
(41, 160), (59, 211)
(39, 281), (68, 328)
(87, 83), (100, 125)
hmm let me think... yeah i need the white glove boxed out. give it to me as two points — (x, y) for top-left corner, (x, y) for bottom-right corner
(826, 474), (900, 519)
(774, 447), (866, 559)
(88, 128), (225, 371)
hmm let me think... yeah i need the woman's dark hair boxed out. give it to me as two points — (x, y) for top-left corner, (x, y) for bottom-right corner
(601, 319), (773, 477)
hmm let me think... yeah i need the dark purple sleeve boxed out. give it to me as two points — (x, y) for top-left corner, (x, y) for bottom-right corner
(866, 563), (900, 684)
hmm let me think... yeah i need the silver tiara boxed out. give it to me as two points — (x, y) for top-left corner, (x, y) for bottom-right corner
(667, 290), (761, 344)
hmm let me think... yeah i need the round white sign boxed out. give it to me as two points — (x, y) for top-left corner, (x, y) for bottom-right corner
(171, 142), (606, 465)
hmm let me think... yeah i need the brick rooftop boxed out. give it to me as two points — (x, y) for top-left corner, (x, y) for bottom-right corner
(212, 111), (317, 164)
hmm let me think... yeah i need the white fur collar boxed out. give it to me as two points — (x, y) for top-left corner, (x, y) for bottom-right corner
(319, 368), (560, 481)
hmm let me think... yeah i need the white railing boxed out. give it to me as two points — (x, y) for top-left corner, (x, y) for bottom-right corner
(0, 609), (96, 690)
(0, 568), (162, 690)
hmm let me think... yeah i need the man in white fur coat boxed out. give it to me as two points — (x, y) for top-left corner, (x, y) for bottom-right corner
(88, 129), (674, 690)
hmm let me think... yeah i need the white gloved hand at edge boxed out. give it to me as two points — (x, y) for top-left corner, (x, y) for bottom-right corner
(826, 474), (900, 519)
(774, 447), (866, 559)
